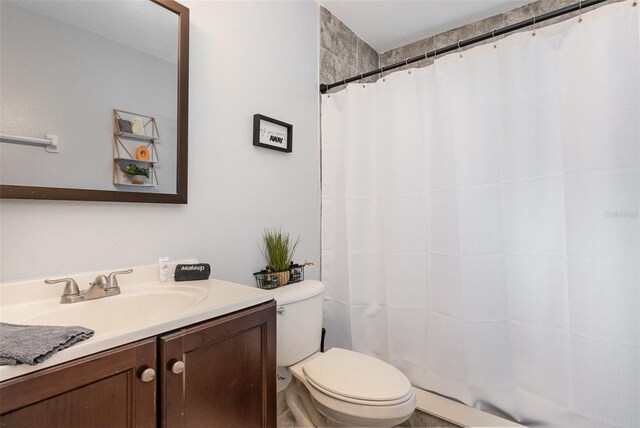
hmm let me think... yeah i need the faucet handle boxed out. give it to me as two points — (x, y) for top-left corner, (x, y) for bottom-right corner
(108, 268), (133, 287)
(44, 278), (80, 298)
(91, 275), (109, 287)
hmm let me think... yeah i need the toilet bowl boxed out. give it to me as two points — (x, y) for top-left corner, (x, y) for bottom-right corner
(273, 281), (415, 427)
(287, 349), (416, 427)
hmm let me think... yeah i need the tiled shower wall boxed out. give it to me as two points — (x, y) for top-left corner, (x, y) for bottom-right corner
(320, 0), (625, 90)
(320, 6), (379, 93)
(378, 0), (624, 75)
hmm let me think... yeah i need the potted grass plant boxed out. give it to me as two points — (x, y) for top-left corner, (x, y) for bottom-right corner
(259, 228), (300, 287)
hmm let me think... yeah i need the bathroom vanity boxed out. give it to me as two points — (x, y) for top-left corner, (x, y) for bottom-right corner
(0, 264), (276, 427)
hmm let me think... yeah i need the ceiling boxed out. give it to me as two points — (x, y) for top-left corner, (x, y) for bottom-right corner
(318, 0), (536, 53)
(10, 1), (178, 63)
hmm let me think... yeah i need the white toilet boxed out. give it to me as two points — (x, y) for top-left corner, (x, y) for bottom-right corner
(273, 280), (416, 427)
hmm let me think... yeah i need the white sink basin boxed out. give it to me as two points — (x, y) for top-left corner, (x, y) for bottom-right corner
(0, 286), (207, 334)
(11, 287), (207, 335)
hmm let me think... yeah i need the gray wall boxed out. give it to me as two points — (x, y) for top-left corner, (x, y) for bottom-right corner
(0, 1), (320, 284)
(0, 2), (177, 193)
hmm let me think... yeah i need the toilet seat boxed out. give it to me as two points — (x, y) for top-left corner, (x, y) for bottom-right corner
(288, 348), (416, 427)
(305, 374), (414, 406)
(301, 348), (413, 405)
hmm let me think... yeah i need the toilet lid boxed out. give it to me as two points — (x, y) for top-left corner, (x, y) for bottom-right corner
(301, 348), (412, 403)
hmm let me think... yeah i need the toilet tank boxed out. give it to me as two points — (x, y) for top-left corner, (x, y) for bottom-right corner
(271, 280), (324, 367)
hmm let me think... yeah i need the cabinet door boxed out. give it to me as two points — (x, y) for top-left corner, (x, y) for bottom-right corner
(160, 301), (276, 428)
(0, 338), (156, 428)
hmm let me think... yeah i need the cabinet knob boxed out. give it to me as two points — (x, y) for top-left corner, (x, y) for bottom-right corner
(171, 360), (185, 375)
(140, 367), (156, 383)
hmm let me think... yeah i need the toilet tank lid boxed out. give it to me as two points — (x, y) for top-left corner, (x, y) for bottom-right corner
(271, 280), (324, 305)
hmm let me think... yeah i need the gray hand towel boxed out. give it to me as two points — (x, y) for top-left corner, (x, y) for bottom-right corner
(0, 322), (94, 366)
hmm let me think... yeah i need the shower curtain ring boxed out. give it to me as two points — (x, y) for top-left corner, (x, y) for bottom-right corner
(579, 0), (583, 22)
(458, 40), (463, 57)
(532, 14), (537, 36)
(433, 36), (437, 60)
(492, 29), (497, 48)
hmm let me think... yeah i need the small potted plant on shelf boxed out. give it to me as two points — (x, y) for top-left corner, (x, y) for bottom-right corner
(120, 164), (150, 185)
(257, 228), (300, 288)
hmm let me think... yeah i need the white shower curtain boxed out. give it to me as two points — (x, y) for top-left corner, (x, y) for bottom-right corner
(321, 2), (639, 427)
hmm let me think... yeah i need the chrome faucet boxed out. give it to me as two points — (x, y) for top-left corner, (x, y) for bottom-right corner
(45, 269), (133, 304)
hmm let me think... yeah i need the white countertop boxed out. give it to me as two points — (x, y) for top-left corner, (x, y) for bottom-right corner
(0, 261), (273, 382)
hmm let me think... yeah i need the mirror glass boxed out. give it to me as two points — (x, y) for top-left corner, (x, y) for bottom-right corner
(0, 0), (182, 197)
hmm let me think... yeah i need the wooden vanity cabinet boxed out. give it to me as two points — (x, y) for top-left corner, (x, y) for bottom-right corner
(0, 301), (276, 428)
(0, 338), (157, 428)
(160, 300), (276, 428)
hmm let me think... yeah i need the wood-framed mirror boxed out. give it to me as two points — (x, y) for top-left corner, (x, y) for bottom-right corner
(0, 0), (189, 204)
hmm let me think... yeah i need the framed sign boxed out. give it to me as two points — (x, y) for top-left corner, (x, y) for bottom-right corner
(253, 114), (293, 153)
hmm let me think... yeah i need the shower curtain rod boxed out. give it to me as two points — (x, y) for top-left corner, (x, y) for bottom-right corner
(319, 0), (611, 94)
